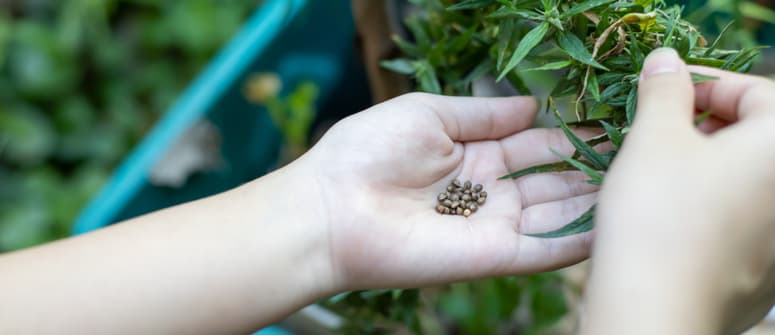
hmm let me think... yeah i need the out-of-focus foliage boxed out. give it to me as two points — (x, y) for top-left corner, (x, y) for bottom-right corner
(678, 0), (775, 47)
(326, 273), (569, 334)
(244, 73), (320, 162)
(0, 0), (261, 252)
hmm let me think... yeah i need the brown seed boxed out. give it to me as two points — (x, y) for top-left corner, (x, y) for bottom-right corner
(468, 203), (477, 212)
(436, 205), (446, 213)
(438, 193), (448, 201)
(451, 201), (460, 209)
(462, 194), (472, 201)
(460, 200), (467, 208)
(456, 207), (464, 215)
(450, 193), (460, 201)
(443, 199), (453, 207)
(472, 193), (479, 200)
(480, 191), (487, 198)
(473, 184), (483, 192)
(463, 209), (472, 217)
(452, 179), (462, 188)
(443, 207), (451, 214)
(447, 185), (455, 192)
(477, 197), (486, 205)
(464, 181), (472, 189)
(463, 188), (472, 194)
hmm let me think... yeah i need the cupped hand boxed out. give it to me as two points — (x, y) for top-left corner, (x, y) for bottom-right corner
(585, 48), (775, 334)
(299, 92), (597, 291)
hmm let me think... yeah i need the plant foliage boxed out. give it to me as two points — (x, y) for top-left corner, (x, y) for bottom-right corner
(384, 0), (762, 237)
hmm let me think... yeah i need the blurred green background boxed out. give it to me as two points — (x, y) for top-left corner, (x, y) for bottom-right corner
(0, 0), (773, 334)
(0, 0), (261, 251)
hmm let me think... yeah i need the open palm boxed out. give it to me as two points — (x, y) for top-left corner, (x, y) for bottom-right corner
(305, 93), (596, 290)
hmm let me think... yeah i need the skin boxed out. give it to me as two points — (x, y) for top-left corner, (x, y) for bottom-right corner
(1, 48), (774, 334)
(583, 48), (775, 335)
(0, 93), (596, 334)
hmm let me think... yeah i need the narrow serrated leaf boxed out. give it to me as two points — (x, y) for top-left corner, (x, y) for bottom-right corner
(625, 86), (637, 126)
(415, 61), (442, 94)
(703, 20), (735, 57)
(497, 19), (516, 70)
(497, 21), (550, 82)
(487, 7), (535, 19)
(555, 111), (608, 169)
(600, 120), (623, 148)
(560, 0), (616, 19)
(588, 71), (600, 102)
(557, 31), (608, 70)
(521, 60), (572, 72)
(498, 161), (578, 180)
(525, 206), (595, 238)
(549, 148), (604, 184)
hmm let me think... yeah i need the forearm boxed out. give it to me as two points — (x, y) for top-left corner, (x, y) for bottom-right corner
(0, 162), (334, 334)
(581, 236), (723, 335)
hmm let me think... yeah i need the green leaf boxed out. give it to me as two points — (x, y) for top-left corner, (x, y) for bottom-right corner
(381, 59), (415, 75)
(525, 206), (595, 238)
(686, 57), (726, 67)
(521, 60), (572, 72)
(560, 0), (616, 19)
(497, 21), (550, 82)
(662, 11), (679, 48)
(555, 110), (608, 169)
(497, 19), (517, 70)
(556, 31), (608, 70)
(625, 85), (638, 126)
(703, 21), (734, 57)
(600, 120), (623, 148)
(690, 72), (719, 84)
(498, 161), (578, 180)
(549, 148), (604, 184)
(588, 71), (600, 102)
(447, 0), (495, 11)
(415, 61), (442, 94)
(487, 7), (535, 19)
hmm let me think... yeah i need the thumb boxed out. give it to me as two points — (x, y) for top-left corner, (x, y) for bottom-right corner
(633, 48), (695, 136)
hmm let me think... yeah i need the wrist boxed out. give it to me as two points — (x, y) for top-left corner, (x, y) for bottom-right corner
(239, 159), (339, 301)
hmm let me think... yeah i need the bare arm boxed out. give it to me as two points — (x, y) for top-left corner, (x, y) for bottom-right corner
(0, 162), (333, 334)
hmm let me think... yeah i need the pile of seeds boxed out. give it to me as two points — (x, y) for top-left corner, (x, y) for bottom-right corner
(436, 179), (487, 217)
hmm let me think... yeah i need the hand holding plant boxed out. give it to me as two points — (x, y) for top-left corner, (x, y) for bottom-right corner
(584, 48), (775, 335)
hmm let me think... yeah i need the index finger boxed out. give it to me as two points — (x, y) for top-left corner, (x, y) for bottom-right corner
(689, 66), (775, 122)
(397, 93), (538, 142)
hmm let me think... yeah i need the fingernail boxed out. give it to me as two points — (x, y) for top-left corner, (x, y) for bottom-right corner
(641, 48), (682, 80)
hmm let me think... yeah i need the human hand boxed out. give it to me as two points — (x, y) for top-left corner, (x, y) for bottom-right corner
(584, 48), (775, 334)
(295, 93), (597, 293)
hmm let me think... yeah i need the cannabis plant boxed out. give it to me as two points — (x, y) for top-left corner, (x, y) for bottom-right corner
(383, 0), (762, 236)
